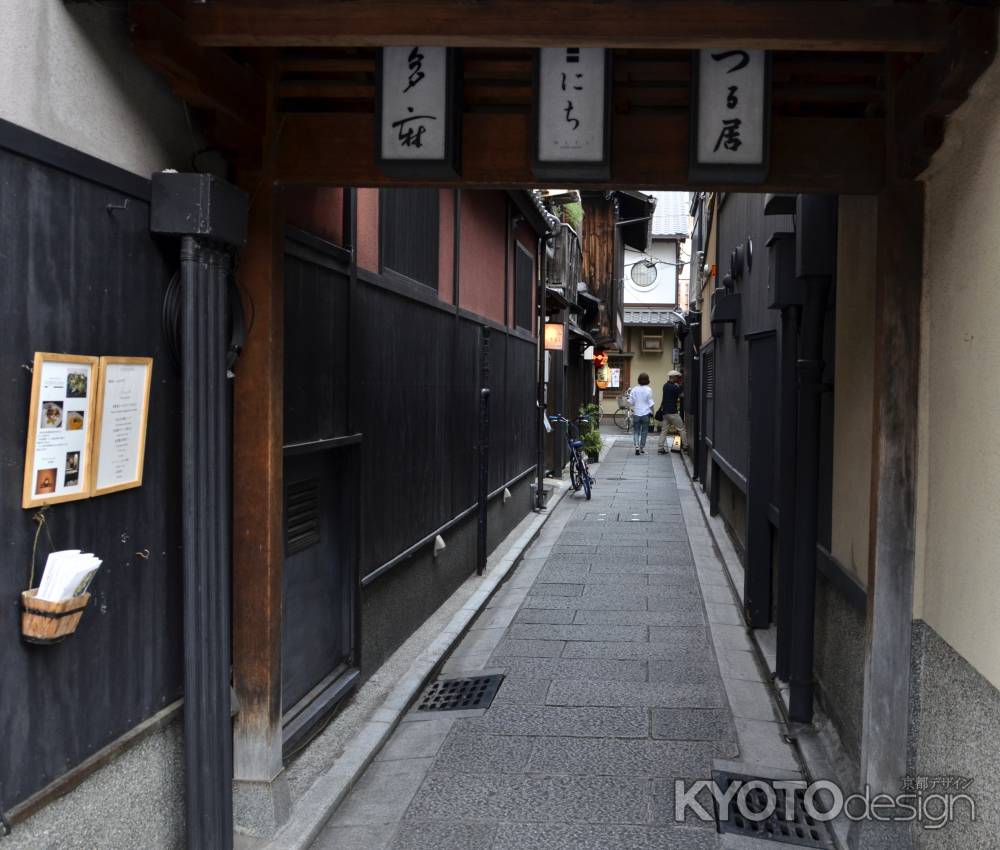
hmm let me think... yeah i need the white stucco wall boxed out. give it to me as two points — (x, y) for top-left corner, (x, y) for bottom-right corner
(915, 37), (1000, 689)
(624, 240), (678, 305)
(830, 196), (877, 587)
(0, 1), (198, 177)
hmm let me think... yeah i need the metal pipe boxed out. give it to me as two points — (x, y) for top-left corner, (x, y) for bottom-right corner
(179, 235), (234, 849)
(477, 385), (491, 575)
(775, 304), (801, 682)
(787, 279), (830, 723)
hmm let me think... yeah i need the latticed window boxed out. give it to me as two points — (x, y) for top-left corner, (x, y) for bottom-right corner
(380, 188), (439, 288)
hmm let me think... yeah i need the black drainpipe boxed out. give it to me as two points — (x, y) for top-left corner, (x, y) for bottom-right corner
(775, 302), (800, 682)
(536, 230), (548, 508)
(787, 194), (837, 723)
(151, 173), (248, 850)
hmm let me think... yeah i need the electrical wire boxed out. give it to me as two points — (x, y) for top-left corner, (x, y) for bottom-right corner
(161, 263), (251, 376)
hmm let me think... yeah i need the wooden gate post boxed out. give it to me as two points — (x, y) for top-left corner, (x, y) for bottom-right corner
(857, 179), (923, 848)
(231, 166), (289, 831)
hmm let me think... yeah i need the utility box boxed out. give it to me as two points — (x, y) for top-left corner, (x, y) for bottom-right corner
(151, 172), (248, 247)
(766, 232), (803, 309)
(795, 194), (838, 279)
(710, 287), (741, 337)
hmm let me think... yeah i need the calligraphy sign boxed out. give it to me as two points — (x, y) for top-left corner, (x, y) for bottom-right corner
(533, 48), (612, 180)
(690, 49), (770, 183)
(376, 47), (460, 177)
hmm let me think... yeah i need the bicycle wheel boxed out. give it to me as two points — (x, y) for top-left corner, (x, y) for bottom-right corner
(569, 450), (582, 490)
(613, 409), (630, 431)
(579, 458), (592, 500)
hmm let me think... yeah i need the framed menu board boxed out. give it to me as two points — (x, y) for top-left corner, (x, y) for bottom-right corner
(91, 356), (153, 496)
(21, 353), (99, 508)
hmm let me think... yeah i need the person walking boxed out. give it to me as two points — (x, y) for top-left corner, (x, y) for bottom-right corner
(657, 370), (688, 454)
(630, 373), (655, 455)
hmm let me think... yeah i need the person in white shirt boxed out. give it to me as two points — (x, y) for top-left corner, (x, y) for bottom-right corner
(630, 372), (655, 455)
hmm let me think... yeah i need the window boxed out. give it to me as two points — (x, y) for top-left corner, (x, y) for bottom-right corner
(514, 243), (534, 331)
(641, 331), (663, 353)
(380, 188), (439, 288)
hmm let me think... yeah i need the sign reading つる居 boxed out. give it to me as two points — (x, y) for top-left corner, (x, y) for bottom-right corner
(691, 49), (770, 183)
(377, 47), (460, 177)
(534, 48), (611, 180)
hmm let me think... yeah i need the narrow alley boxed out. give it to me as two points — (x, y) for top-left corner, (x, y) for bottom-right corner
(313, 442), (805, 850)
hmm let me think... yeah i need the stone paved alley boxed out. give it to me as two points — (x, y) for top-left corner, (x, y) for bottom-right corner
(312, 442), (805, 850)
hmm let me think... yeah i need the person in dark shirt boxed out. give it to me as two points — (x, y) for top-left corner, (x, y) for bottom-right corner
(657, 370), (687, 453)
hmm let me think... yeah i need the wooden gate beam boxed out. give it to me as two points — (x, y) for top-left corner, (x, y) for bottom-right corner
(273, 112), (885, 193)
(185, 1), (956, 52)
(230, 56), (289, 831)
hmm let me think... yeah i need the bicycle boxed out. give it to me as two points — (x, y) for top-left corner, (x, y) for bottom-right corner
(548, 414), (594, 500)
(613, 405), (633, 433)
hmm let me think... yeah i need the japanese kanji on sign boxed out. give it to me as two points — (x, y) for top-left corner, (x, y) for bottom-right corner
(376, 46), (461, 177)
(533, 47), (612, 180)
(691, 48), (771, 183)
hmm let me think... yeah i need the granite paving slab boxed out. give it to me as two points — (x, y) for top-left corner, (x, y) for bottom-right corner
(312, 442), (801, 850)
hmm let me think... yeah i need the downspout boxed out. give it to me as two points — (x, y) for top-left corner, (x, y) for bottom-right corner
(775, 303), (800, 682)
(787, 194), (837, 723)
(536, 208), (560, 509)
(788, 281), (829, 721)
(151, 173), (248, 850)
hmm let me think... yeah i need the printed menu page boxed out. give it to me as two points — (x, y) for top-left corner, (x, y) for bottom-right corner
(94, 359), (152, 493)
(25, 358), (95, 505)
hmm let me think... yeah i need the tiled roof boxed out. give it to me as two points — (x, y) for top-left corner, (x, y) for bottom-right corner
(646, 191), (690, 238)
(624, 308), (680, 326)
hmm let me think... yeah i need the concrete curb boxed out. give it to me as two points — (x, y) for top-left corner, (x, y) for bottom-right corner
(263, 478), (572, 850)
(674, 453), (851, 850)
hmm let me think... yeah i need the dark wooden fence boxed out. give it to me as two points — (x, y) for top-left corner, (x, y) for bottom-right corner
(359, 276), (537, 577)
(0, 123), (184, 814)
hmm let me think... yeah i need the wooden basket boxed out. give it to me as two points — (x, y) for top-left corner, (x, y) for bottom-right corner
(20, 589), (90, 645)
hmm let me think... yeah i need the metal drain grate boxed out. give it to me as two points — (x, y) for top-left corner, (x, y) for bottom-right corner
(416, 675), (504, 712)
(713, 771), (836, 848)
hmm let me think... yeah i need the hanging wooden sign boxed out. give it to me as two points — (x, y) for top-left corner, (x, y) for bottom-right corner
(690, 49), (771, 184)
(22, 353), (99, 508)
(533, 48), (611, 181)
(376, 46), (461, 178)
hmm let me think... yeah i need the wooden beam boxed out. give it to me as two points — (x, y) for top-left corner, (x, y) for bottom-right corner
(860, 180), (923, 824)
(231, 57), (286, 799)
(859, 56), (924, 842)
(186, 1), (955, 52)
(894, 7), (998, 177)
(130, 2), (265, 130)
(273, 111), (884, 192)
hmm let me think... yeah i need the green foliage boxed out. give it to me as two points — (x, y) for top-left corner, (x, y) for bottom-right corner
(578, 403), (603, 455)
(563, 202), (584, 232)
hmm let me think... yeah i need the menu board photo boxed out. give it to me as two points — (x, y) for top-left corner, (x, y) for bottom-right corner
(21, 353), (99, 508)
(91, 356), (153, 496)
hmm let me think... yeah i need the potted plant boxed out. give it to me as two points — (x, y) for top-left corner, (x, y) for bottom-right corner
(578, 403), (603, 463)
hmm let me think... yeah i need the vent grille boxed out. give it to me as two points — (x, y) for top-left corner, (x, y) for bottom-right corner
(713, 771), (835, 848)
(286, 478), (320, 555)
(703, 349), (715, 397)
(416, 675), (504, 712)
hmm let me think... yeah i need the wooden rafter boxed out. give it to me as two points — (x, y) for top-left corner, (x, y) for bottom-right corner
(273, 111), (884, 192)
(129, 2), (265, 144)
(893, 6), (999, 177)
(184, 1), (958, 52)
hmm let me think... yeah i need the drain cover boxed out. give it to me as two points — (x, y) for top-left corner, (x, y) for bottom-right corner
(713, 771), (836, 848)
(416, 675), (504, 712)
